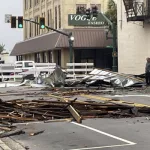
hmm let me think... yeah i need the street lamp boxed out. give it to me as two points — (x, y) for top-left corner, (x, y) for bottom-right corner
(68, 32), (74, 63)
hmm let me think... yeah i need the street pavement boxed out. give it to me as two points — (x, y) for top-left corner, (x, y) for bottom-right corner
(1, 87), (150, 149)
(9, 117), (150, 150)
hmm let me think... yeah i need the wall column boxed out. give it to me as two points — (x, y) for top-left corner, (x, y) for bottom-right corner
(61, 48), (70, 68)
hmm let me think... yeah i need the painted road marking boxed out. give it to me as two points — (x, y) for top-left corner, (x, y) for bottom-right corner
(70, 122), (136, 150)
(107, 94), (150, 97)
(0, 140), (12, 150)
(69, 144), (134, 150)
(81, 94), (150, 108)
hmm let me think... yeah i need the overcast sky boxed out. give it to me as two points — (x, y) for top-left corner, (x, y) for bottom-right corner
(0, 0), (23, 51)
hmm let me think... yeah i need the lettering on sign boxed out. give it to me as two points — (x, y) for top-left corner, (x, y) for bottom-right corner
(68, 13), (106, 26)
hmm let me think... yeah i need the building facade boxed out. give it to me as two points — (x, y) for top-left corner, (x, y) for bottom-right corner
(11, 0), (113, 69)
(23, 0), (109, 40)
(117, 0), (150, 75)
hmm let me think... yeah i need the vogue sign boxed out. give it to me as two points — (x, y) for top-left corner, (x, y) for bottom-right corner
(68, 13), (106, 26)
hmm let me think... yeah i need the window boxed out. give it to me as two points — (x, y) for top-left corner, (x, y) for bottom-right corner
(25, 0), (28, 10)
(47, 10), (50, 26)
(15, 62), (23, 68)
(48, 51), (52, 63)
(29, 0), (32, 8)
(58, 5), (61, 29)
(50, 9), (52, 27)
(34, 16), (39, 36)
(76, 4), (87, 14)
(47, 9), (52, 28)
(29, 22), (32, 37)
(42, 52), (47, 63)
(16, 56), (23, 61)
(90, 4), (101, 12)
(55, 6), (57, 29)
(24, 62), (33, 68)
(35, 53), (40, 63)
(25, 21), (27, 39)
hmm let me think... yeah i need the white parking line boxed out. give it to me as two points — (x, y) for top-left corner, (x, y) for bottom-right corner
(70, 122), (136, 150)
(107, 95), (150, 97)
(69, 143), (134, 150)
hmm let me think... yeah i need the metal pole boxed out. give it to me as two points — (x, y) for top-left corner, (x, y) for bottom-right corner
(112, 24), (117, 72)
(68, 32), (73, 63)
(99, 13), (118, 72)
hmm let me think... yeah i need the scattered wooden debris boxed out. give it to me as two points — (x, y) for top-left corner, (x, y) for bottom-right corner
(29, 130), (44, 136)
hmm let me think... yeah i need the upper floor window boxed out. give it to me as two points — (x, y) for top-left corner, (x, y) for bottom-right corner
(90, 4), (101, 12)
(55, 6), (57, 29)
(25, 0), (28, 10)
(58, 5), (61, 29)
(29, 0), (32, 8)
(76, 4), (87, 14)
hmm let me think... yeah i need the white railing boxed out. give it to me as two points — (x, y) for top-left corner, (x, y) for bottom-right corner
(0, 62), (94, 82)
(66, 63), (94, 79)
(0, 63), (57, 82)
(0, 64), (23, 82)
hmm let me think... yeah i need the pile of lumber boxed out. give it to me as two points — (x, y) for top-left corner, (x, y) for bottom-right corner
(0, 97), (147, 125)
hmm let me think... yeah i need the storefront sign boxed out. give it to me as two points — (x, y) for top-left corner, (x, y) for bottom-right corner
(68, 13), (106, 26)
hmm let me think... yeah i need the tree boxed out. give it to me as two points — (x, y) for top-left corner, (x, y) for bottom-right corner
(0, 43), (5, 54)
(105, 0), (117, 25)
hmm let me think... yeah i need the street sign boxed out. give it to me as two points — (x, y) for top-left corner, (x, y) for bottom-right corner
(5, 14), (12, 23)
(68, 13), (107, 26)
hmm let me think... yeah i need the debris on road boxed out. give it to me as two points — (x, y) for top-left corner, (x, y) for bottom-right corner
(0, 67), (145, 88)
(29, 130), (45, 136)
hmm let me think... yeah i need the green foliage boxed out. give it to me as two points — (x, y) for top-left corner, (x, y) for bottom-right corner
(105, 0), (117, 25)
(0, 43), (5, 54)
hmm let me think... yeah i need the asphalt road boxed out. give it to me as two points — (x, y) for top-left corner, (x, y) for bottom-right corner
(1, 86), (150, 150)
(10, 117), (150, 150)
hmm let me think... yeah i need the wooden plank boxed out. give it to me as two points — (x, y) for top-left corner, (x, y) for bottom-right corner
(48, 94), (82, 123)
(44, 118), (73, 123)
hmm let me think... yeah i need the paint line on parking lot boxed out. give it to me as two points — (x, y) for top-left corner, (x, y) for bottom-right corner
(107, 95), (150, 97)
(72, 122), (136, 145)
(69, 143), (134, 150)
(81, 94), (150, 108)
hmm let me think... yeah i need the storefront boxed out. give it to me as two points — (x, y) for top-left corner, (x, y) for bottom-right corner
(11, 28), (112, 69)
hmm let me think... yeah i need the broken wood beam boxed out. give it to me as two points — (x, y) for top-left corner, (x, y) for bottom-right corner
(48, 94), (82, 123)
(44, 118), (73, 123)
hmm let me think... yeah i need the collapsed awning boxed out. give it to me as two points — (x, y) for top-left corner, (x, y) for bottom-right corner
(10, 28), (112, 56)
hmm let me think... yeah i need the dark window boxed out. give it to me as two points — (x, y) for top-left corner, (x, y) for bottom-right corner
(29, 22), (32, 37)
(42, 52), (46, 63)
(48, 51), (52, 63)
(58, 5), (61, 28)
(47, 10), (50, 26)
(55, 6), (57, 29)
(76, 4), (86, 14)
(57, 50), (61, 66)
(34, 53), (40, 62)
(29, 0), (32, 8)
(90, 4), (101, 12)
(17, 55), (23, 61)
